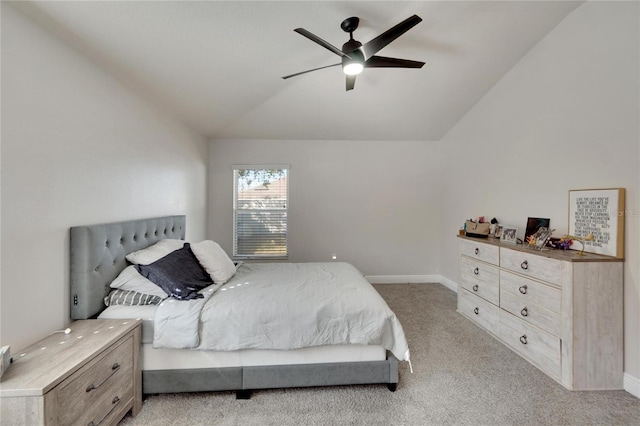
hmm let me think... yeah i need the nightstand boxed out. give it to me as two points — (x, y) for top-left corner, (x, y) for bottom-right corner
(0, 319), (141, 425)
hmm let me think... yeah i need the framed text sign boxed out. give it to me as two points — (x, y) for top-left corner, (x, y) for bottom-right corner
(568, 188), (625, 258)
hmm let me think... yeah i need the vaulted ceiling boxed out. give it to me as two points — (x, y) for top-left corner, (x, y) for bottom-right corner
(12, 1), (583, 141)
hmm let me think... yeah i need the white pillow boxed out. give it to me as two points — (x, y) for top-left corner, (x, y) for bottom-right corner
(110, 265), (169, 299)
(125, 239), (185, 265)
(190, 240), (237, 284)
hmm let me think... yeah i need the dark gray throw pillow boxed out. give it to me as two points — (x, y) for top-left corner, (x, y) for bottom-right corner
(135, 243), (213, 300)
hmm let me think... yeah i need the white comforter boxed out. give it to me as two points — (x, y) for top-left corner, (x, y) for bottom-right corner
(153, 262), (410, 362)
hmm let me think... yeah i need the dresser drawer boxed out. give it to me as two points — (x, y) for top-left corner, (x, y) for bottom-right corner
(58, 336), (134, 426)
(458, 289), (499, 336)
(500, 248), (562, 285)
(500, 271), (561, 336)
(500, 271), (561, 313)
(499, 310), (561, 379)
(459, 256), (499, 305)
(459, 238), (499, 266)
(500, 291), (561, 336)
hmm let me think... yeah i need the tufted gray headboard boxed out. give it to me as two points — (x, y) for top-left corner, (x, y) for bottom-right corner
(70, 215), (186, 319)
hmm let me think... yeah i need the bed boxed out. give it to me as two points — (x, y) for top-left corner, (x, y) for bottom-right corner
(70, 215), (409, 398)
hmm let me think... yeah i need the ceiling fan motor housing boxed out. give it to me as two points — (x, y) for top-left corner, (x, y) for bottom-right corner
(342, 38), (362, 54)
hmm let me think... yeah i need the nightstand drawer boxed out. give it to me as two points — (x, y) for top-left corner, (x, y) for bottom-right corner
(499, 310), (561, 379)
(460, 256), (499, 305)
(459, 289), (499, 336)
(58, 336), (133, 426)
(459, 238), (499, 266)
(500, 248), (562, 285)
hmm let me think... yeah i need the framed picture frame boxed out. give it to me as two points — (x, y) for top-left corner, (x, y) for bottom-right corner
(501, 226), (518, 244)
(525, 217), (550, 244)
(494, 225), (503, 239)
(568, 188), (625, 258)
(527, 226), (553, 250)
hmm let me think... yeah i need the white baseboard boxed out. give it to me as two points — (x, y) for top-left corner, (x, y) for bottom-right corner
(365, 274), (459, 293)
(624, 372), (640, 398)
(438, 276), (458, 293)
(365, 275), (441, 284)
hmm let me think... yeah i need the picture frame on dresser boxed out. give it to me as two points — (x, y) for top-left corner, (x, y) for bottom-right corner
(568, 188), (625, 258)
(524, 217), (550, 244)
(500, 226), (517, 244)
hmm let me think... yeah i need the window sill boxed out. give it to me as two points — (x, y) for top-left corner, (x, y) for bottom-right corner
(233, 257), (289, 261)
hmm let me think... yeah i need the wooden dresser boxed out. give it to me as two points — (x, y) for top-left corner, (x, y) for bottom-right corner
(457, 235), (623, 390)
(0, 319), (141, 425)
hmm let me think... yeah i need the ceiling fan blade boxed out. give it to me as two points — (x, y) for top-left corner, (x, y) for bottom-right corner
(294, 28), (351, 58)
(346, 75), (356, 91)
(365, 55), (425, 69)
(282, 63), (341, 80)
(361, 15), (422, 59)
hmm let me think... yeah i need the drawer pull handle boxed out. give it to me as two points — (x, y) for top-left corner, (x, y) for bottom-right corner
(474, 248), (479, 255)
(87, 395), (121, 426)
(85, 362), (121, 393)
(473, 267), (479, 275)
(473, 307), (479, 315)
(520, 335), (527, 345)
(519, 285), (528, 294)
(521, 307), (528, 317)
(472, 284), (479, 292)
(521, 260), (529, 270)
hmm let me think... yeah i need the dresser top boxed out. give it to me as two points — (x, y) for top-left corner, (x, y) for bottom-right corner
(0, 319), (140, 397)
(458, 235), (623, 262)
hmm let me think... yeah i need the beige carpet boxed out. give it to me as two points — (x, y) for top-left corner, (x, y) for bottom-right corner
(120, 284), (640, 425)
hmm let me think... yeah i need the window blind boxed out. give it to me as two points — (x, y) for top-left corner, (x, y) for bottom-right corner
(233, 167), (288, 258)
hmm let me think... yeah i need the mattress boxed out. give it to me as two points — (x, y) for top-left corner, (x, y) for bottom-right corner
(141, 344), (386, 370)
(98, 305), (386, 370)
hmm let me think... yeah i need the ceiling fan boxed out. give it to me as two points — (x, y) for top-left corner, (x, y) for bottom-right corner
(282, 15), (425, 91)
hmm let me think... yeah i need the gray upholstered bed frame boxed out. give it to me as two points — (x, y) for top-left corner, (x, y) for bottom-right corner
(70, 215), (398, 398)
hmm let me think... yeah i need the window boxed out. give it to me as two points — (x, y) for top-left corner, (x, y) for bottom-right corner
(233, 166), (289, 259)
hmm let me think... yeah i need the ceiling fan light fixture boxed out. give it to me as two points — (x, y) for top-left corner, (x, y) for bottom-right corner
(343, 61), (364, 76)
(342, 49), (364, 76)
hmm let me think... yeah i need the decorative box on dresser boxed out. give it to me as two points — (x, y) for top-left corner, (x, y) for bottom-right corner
(457, 235), (623, 391)
(0, 319), (141, 425)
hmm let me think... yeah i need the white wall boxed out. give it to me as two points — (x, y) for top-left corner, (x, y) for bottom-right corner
(208, 139), (441, 277)
(0, 5), (208, 351)
(440, 1), (639, 383)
